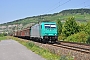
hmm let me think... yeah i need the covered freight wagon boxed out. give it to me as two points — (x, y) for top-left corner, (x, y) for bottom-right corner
(20, 27), (30, 39)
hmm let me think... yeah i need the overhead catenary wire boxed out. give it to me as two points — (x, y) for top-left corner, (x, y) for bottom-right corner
(46, 0), (72, 13)
(43, 0), (90, 14)
(42, 0), (62, 14)
(84, 2), (90, 8)
(83, 3), (90, 21)
(85, 5), (90, 7)
(42, 0), (72, 14)
(74, 0), (89, 8)
(82, 0), (90, 8)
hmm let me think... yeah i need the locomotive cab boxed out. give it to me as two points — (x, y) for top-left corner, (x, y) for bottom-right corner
(40, 22), (58, 43)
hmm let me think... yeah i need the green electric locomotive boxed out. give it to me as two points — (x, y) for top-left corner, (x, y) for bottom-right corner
(30, 22), (58, 43)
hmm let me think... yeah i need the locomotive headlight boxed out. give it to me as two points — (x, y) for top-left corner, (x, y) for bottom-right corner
(44, 36), (48, 39)
(54, 34), (56, 35)
(45, 33), (48, 35)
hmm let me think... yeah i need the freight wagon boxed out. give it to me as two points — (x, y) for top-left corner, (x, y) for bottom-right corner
(20, 27), (30, 39)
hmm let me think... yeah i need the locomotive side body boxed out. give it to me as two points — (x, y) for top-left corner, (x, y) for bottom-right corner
(30, 24), (40, 40)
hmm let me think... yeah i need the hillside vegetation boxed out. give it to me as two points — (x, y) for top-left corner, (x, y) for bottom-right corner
(0, 8), (90, 26)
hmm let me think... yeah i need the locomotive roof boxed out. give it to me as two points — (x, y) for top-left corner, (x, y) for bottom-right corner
(41, 22), (56, 24)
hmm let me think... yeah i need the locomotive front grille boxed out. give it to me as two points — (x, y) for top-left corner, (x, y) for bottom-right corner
(44, 36), (58, 40)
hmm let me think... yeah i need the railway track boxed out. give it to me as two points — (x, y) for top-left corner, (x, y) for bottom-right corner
(16, 37), (90, 54)
(51, 41), (90, 54)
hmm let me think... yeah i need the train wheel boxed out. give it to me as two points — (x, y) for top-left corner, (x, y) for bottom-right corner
(39, 38), (42, 43)
(42, 39), (47, 44)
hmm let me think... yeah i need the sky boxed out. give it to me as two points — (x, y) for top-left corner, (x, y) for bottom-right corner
(0, 0), (90, 24)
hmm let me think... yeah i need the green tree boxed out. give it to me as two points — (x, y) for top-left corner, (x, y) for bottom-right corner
(56, 19), (62, 36)
(85, 21), (90, 35)
(62, 17), (79, 37)
(79, 23), (86, 31)
(85, 21), (90, 44)
(66, 31), (89, 43)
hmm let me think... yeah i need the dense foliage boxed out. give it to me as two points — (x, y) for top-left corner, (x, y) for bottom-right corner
(85, 21), (90, 35)
(58, 17), (90, 44)
(62, 17), (79, 37)
(56, 19), (62, 35)
(0, 33), (7, 37)
(66, 31), (89, 43)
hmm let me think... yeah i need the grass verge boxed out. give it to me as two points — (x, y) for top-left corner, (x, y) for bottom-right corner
(0, 36), (8, 41)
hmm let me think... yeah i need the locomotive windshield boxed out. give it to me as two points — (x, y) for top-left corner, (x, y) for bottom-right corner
(44, 24), (56, 28)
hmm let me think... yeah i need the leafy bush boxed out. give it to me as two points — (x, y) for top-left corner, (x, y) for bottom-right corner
(0, 33), (7, 37)
(86, 36), (90, 44)
(0, 33), (4, 37)
(65, 31), (89, 43)
(85, 21), (90, 35)
(79, 23), (86, 31)
(62, 17), (80, 37)
(58, 34), (66, 40)
(56, 19), (62, 35)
